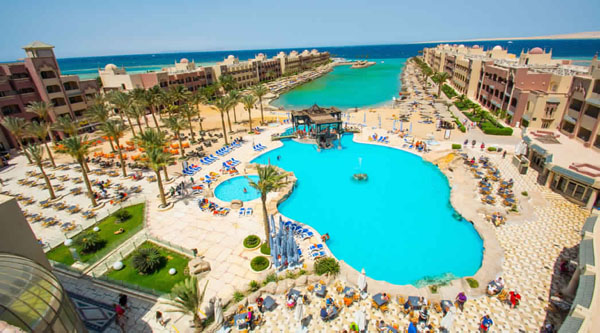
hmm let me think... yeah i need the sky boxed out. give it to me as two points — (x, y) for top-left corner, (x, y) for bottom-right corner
(1, 0), (599, 61)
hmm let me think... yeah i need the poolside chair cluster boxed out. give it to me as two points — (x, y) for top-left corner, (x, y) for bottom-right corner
(215, 142), (241, 157)
(238, 207), (254, 217)
(202, 172), (220, 185)
(183, 164), (202, 176)
(198, 198), (230, 216)
(368, 134), (389, 144)
(253, 143), (268, 151)
(465, 154), (518, 211)
(200, 155), (219, 165)
(282, 220), (329, 260)
(221, 158), (241, 175)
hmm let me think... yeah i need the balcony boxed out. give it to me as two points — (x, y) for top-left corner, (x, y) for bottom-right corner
(580, 115), (598, 130)
(53, 105), (70, 115)
(567, 108), (580, 120)
(66, 89), (81, 97)
(70, 101), (87, 112)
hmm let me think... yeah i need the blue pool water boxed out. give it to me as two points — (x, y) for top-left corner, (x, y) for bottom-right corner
(252, 135), (483, 285)
(214, 176), (261, 202)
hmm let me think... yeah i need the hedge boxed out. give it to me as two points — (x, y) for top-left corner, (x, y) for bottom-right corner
(487, 147), (497, 151)
(455, 120), (466, 133)
(482, 127), (513, 136)
(452, 144), (462, 149)
(442, 84), (458, 99)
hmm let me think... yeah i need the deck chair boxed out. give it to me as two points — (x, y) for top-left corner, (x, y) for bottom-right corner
(307, 285), (314, 292)
(380, 304), (389, 312)
(397, 296), (405, 305)
(434, 302), (442, 313)
(497, 289), (508, 302)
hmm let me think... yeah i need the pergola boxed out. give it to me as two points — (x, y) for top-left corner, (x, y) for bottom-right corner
(291, 104), (343, 146)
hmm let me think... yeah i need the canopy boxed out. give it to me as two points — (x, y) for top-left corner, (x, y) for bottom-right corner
(358, 268), (367, 291)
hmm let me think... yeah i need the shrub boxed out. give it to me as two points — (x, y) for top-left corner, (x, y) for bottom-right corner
(114, 210), (132, 223)
(521, 191), (528, 196)
(243, 235), (261, 248)
(77, 232), (104, 254)
(248, 280), (260, 292)
(429, 285), (439, 293)
(511, 204), (519, 212)
(452, 144), (462, 150)
(132, 247), (164, 274)
(233, 291), (245, 302)
(264, 273), (278, 285)
(250, 256), (270, 271)
(314, 257), (340, 276)
(441, 84), (458, 99)
(487, 147), (497, 152)
(455, 121), (466, 133)
(466, 278), (479, 288)
(260, 243), (271, 255)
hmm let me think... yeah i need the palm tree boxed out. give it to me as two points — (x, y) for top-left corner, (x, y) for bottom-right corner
(135, 128), (171, 182)
(180, 104), (196, 140)
(110, 91), (136, 135)
(213, 97), (230, 145)
(60, 135), (97, 207)
(101, 120), (128, 177)
(227, 90), (241, 124)
(164, 116), (187, 157)
(144, 147), (171, 207)
(219, 74), (237, 94)
(241, 94), (257, 131)
(422, 67), (433, 85)
(146, 86), (163, 128)
(163, 277), (208, 331)
(131, 88), (150, 127)
(26, 121), (56, 168)
(127, 102), (145, 134)
(433, 72), (450, 97)
(1, 116), (32, 163)
(251, 84), (268, 125)
(52, 115), (78, 137)
(85, 103), (115, 151)
(25, 144), (56, 200)
(26, 101), (56, 142)
(247, 164), (289, 240)
(190, 91), (206, 132)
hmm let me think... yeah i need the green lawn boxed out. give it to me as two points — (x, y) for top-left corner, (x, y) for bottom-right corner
(105, 241), (190, 294)
(46, 203), (145, 266)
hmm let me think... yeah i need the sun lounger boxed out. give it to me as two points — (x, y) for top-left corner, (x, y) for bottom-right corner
(311, 251), (326, 259)
(302, 231), (314, 239)
(239, 208), (245, 216)
(245, 208), (253, 216)
(309, 244), (324, 252)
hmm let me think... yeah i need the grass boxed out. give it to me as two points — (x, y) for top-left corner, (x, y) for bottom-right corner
(46, 203), (145, 266)
(106, 241), (190, 294)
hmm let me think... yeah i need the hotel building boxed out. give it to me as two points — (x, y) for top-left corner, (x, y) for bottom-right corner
(99, 49), (330, 92)
(559, 55), (600, 149)
(0, 41), (100, 149)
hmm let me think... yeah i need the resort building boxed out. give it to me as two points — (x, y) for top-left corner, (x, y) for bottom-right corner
(559, 55), (600, 149)
(0, 41), (100, 149)
(0, 194), (87, 331)
(99, 49), (330, 92)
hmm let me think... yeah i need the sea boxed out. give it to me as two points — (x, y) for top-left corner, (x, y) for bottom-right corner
(55, 39), (600, 108)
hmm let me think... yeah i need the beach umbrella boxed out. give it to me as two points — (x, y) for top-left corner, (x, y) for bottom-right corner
(354, 307), (366, 331)
(294, 297), (304, 322)
(440, 307), (456, 331)
(357, 268), (367, 292)
(214, 298), (224, 326)
(279, 215), (284, 232)
(400, 120), (403, 131)
(378, 114), (381, 128)
(392, 119), (396, 131)
(271, 242), (278, 267)
(270, 215), (276, 236)
(363, 111), (366, 124)
(409, 122), (413, 134)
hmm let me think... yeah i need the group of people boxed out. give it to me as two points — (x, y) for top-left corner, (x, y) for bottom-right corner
(320, 296), (338, 321)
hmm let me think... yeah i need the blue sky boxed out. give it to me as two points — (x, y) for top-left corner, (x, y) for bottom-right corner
(1, 0), (599, 60)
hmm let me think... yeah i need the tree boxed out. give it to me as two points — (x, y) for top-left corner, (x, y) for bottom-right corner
(25, 144), (55, 200)
(52, 115), (78, 137)
(26, 101), (55, 142)
(135, 128), (172, 182)
(190, 91), (206, 132)
(241, 94), (257, 131)
(109, 91), (136, 135)
(169, 85), (191, 107)
(26, 121), (56, 168)
(251, 85), (268, 125)
(101, 120), (128, 177)
(129, 102), (146, 134)
(144, 147), (170, 207)
(227, 90), (241, 124)
(86, 103), (115, 151)
(180, 104), (196, 140)
(219, 74), (237, 93)
(422, 67), (433, 85)
(246, 165), (289, 240)
(433, 72), (450, 97)
(213, 97), (230, 145)
(164, 116), (187, 157)
(146, 86), (163, 128)
(164, 277), (208, 331)
(131, 88), (150, 127)
(59, 135), (97, 207)
(1, 116), (32, 163)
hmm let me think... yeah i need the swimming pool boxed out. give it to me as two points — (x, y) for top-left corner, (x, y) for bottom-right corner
(252, 135), (483, 285)
(214, 175), (261, 202)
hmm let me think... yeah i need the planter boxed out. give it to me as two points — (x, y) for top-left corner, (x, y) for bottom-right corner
(250, 256), (271, 272)
(243, 235), (262, 251)
(157, 202), (174, 211)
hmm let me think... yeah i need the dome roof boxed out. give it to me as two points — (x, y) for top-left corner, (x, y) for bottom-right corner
(492, 45), (503, 51)
(529, 47), (544, 54)
(458, 44), (465, 48)
(227, 55), (235, 60)
(472, 45), (480, 49)
(180, 58), (189, 63)
(104, 63), (117, 71)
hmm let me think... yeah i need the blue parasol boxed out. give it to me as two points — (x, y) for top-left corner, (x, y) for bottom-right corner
(409, 122), (412, 134)
(271, 242), (279, 267)
(378, 114), (381, 128)
(363, 112), (366, 124)
(392, 119), (396, 131)
(400, 120), (403, 131)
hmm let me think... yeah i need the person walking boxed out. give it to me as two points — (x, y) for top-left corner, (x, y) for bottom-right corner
(503, 150), (507, 159)
(156, 311), (166, 327)
(480, 314), (493, 332)
(114, 303), (126, 332)
(118, 293), (128, 310)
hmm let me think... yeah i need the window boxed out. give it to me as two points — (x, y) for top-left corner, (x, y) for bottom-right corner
(593, 80), (600, 94)
(594, 135), (600, 149)
(577, 127), (592, 141)
(569, 99), (583, 112)
(561, 121), (575, 133)
(51, 97), (66, 106)
(40, 71), (56, 79)
(10, 72), (29, 79)
(17, 87), (35, 94)
(1, 104), (21, 116)
(46, 85), (61, 93)
(511, 98), (517, 107)
(63, 82), (79, 91)
(584, 105), (599, 119)
(541, 120), (553, 129)
(68, 95), (83, 104)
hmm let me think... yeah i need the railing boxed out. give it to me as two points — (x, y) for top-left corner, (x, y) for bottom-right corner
(94, 274), (165, 297)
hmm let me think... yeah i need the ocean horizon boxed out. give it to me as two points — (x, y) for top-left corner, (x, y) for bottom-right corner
(43, 39), (600, 79)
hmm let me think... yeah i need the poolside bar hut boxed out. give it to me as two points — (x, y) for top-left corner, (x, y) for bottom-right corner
(291, 104), (344, 149)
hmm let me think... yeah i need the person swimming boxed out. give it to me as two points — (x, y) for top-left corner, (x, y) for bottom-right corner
(243, 187), (247, 193)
